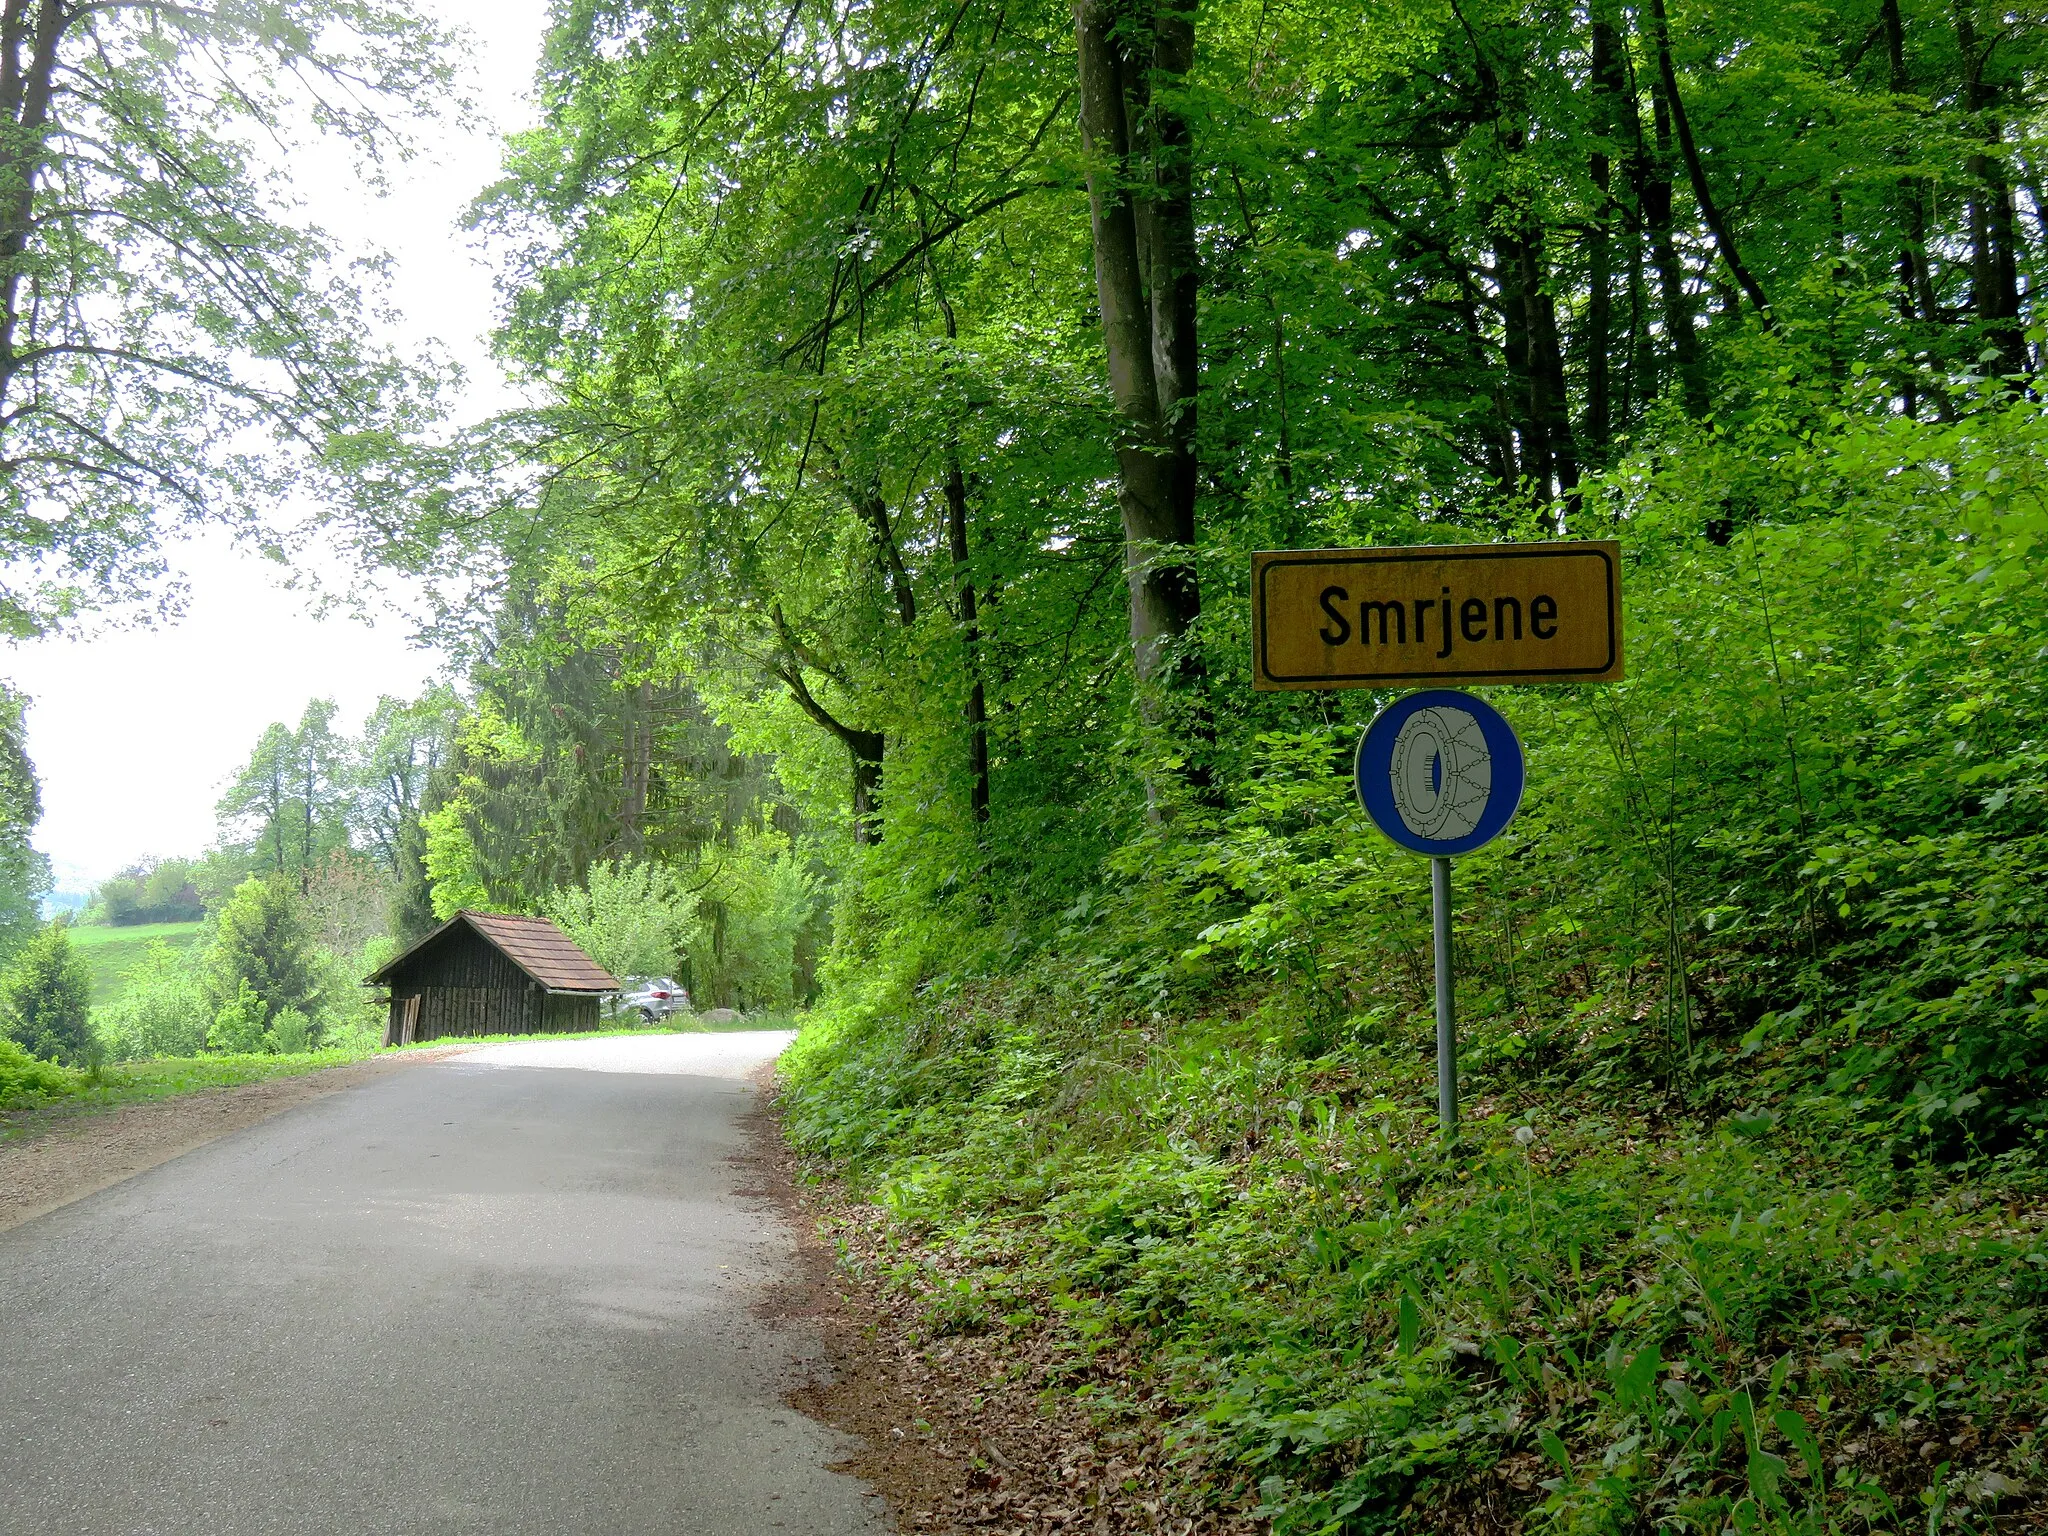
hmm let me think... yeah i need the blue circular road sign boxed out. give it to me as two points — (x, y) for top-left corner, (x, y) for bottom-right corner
(1355, 689), (1524, 856)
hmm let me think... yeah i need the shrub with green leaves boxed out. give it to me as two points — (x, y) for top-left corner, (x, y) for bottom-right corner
(544, 859), (698, 983)
(210, 875), (323, 1024)
(1, 919), (94, 1063)
(0, 1035), (80, 1106)
(309, 943), (385, 1053)
(686, 829), (819, 1011)
(206, 978), (269, 1055)
(94, 940), (211, 1061)
(264, 1007), (313, 1054)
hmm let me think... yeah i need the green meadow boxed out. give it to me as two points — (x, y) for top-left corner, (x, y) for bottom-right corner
(67, 922), (206, 1006)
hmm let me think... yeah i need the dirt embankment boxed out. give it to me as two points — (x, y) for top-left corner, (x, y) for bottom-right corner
(743, 1082), (1263, 1536)
(0, 1050), (469, 1234)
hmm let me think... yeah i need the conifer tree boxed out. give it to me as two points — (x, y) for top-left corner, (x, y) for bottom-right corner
(1, 922), (93, 1063)
(210, 877), (322, 1024)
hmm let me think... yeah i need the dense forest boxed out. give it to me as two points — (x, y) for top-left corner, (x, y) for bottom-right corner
(4, 0), (2048, 1525)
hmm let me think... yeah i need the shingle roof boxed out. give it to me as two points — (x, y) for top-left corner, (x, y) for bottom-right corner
(462, 912), (621, 991)
(364, 911), (621, 992)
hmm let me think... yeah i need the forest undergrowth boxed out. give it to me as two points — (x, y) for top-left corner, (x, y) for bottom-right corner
(780, 389), (2048, 1535)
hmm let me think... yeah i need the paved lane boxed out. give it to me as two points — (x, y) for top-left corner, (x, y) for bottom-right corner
(0, 1032), (889, 1536)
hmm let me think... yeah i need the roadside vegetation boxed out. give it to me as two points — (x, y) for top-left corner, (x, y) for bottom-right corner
(772, 389), (2048, 1532)
(0, 1045), (381, 1122)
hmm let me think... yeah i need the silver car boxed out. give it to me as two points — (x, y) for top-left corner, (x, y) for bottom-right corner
(617, 976), (690, 1023)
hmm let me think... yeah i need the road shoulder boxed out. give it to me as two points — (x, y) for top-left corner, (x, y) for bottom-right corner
(0, 1048), (467, 1234)
(746, 1074), (1255, 1536)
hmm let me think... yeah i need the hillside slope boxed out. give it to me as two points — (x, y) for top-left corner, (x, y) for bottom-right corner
(68, 923), (205, 1008)
(783, 399), (2048, 1534)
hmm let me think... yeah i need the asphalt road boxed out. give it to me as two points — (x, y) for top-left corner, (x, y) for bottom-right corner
(0, 1032), (891, 1536)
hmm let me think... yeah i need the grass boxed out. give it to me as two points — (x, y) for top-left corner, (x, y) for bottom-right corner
(2, 1013), (796, 1141)
(90, 1046), (377, 1103)
(67, 921), (205, 1005)
(0, 1043), (380, 1140)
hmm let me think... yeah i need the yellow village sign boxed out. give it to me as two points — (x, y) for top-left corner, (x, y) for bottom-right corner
(1250, 539), (1625, 690)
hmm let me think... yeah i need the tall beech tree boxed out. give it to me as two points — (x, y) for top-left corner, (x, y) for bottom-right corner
(1074, 0), (1204, 687)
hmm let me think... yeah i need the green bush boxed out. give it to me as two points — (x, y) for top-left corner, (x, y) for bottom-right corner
(206, 978), (268, 1054)
(308, 943), (385, 1052)
(686, 829), (819, 1010)
(96, 935), (380, 1061)
(0, 1035), (80, 1106)
(1, 919), (94, 1063)
(94, 940), (211, 1061)
(544, 859), (697, 982)
(315, 1009), (382, 1054)
(89, 925), (388, 1061)
(87, 856), (206, 926)
(264, 1006), (313, 1054)
(210, 875), (322, 1022)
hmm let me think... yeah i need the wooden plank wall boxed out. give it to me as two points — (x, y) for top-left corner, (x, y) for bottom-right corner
(385, 985), (602, 1043)
(542, 993), (600, 1033)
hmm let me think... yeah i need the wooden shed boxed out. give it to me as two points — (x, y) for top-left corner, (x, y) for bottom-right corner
(366, 911), (621, 1046)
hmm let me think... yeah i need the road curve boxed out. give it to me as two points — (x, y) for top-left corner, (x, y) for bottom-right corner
(0, 1031), (890, 1536)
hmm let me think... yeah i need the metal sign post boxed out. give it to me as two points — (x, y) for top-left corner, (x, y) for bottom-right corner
(1355, 689), (1526, 1145)
(1433, 855), (1455, 1139)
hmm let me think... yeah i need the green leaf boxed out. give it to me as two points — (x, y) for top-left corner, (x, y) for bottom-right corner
(1398, 1293), (1421, 1356)
(1772, 1408), (1825, 1491)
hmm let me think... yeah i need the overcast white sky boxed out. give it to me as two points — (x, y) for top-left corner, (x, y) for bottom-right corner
(11, 0), (552, 899)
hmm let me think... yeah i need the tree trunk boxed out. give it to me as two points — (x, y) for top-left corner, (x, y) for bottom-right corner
(1520, 232), (1579, 501)
(1425, 142), (1515, 491)
(1881, 0), (1942, 328)
(786, 685), (884, 847)
(851, 484), (917, 628)
(1583, 1), (1624, 458)
(771, 607), (887, 845)
(944, 450), (990, 826)
(1642, 74), (1707, 416)
(1626, 208), (1654, 420)
(1459, 274), (1517, 490)
(301, 751), (314, 886)
(1610, 35), (1659, 422)
(1073, 0), (1201, 691)
(1647, 0), (1771, 326)
(0, 0), (65, 412)
(1147, 0), (1199, 545)
(846, 730), (886, 843)
(1952, 0), (2028, 375)
(1882, 0), (1942, 417)
(270, 762), (285, 875)
(620, 677), (652, 855)
(928, 263), (992, 827)
(1498, 231), (1548, 496)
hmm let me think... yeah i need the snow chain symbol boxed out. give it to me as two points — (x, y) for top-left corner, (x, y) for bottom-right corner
(1388, 704), (1492, 842)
